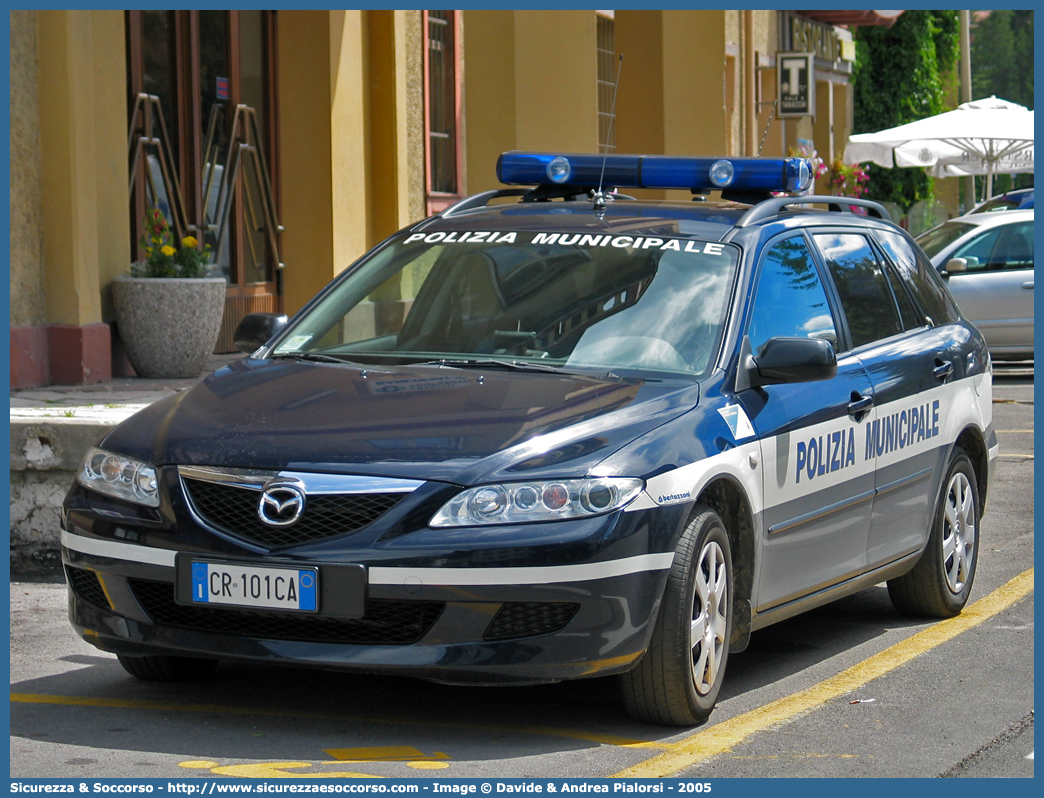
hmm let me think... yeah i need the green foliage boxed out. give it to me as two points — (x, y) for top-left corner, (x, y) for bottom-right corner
(972, 10), (1034, 110)
(969, 10), (1033, 199)
(853, 11), (959, 212)
(132, 208), (213, 278)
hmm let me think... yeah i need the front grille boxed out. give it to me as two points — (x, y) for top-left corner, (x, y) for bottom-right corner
(483, 602), (580, 641)
(66, 565), (110, 609)
(182, 478), (404, 548)
(128, 579), (443, 645)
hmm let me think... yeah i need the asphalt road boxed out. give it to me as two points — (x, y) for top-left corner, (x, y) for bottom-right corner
(9, 373), (1033, 781)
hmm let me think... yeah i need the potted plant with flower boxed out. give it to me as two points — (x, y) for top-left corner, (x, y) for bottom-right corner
(111, 208), (227, 378)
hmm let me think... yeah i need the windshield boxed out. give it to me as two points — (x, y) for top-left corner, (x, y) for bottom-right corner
(272, 230), (741, 377)
(971, 190), (1033, 214)
(915, 221), (975, 259)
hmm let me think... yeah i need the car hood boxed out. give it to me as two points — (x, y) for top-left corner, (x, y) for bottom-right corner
(101, 358), (700, 485)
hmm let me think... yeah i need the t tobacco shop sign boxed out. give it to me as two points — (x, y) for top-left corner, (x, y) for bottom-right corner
(776, 11), (856, 119)
(776, 52), (814, 118)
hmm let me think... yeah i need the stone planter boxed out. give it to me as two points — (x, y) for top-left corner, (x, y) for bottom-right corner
(112, 276), (227, 378)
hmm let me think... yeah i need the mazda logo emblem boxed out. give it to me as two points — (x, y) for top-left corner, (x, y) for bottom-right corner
(258, 484), (306, 527)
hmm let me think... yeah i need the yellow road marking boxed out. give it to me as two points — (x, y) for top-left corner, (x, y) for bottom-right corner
(195, 762), (382, 779)
(10, 692), (658, 749)
(324, 745), (448, 762)
(613, 568), (1033, 778)
(999, 453), (1034, 459)
(996, 430), (1033, 433)
(17, 570), (1031, 778)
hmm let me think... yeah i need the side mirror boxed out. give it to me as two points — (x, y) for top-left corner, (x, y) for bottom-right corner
(735, 335), (837, 391)
(944, 257), (969, 274)
(233, 313), (288, 354)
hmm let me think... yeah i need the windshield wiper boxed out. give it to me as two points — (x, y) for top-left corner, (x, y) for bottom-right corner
(415, 358), (561, 373)
(269, 352), (364, 366)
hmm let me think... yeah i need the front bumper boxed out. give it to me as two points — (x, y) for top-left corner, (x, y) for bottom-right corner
(62, 481), (685, 685)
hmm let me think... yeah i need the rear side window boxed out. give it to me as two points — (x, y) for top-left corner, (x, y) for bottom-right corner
(883, 264), (921, 331)
(814, 233), (903, 348)
(875, 230), (960, 325)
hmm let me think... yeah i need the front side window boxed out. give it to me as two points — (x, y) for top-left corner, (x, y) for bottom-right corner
(747, 235), (837, 356)
(271, 232), (741, 377)
(815, 233), (902, 349)
(954, 221), (1033, 271)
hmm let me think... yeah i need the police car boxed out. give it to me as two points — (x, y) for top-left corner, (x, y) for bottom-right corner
(62, 152), (997, 726)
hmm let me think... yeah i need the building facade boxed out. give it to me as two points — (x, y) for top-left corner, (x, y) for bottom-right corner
(10, 9), (886, 388)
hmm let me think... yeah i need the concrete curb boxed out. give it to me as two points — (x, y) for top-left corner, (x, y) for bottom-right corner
(10, 411), (145, 574)
(7, 354), (244, 575)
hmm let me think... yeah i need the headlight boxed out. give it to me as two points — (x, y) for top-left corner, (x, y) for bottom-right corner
(76, 447), (160, 507)
(430, 477), (644, 527)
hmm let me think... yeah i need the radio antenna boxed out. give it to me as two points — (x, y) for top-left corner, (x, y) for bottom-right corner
(593, 54), (623, 213)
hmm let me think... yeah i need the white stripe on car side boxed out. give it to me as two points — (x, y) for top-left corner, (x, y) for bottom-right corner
(627, 374), (987, 514)
(624, 441), (763, 514)
(61, 529), (177, 568)
(368, 553), (675, 586)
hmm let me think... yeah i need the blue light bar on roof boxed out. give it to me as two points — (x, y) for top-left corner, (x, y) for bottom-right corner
(496, 152), (813, 195)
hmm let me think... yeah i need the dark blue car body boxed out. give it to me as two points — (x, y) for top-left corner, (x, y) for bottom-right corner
(62, 157), (998, 724)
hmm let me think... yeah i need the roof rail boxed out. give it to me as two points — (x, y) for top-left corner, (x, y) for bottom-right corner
(735, 195), (892, 227)
(423, 185), (631, 228)
(439, 189), (530, 218)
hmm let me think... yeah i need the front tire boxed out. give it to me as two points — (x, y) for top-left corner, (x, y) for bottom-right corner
(888, 447), (979, 618)
(622, 506), (733, 726)
(117, 654), (219, 682)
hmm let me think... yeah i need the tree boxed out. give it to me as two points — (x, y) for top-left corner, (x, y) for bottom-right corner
(852, 11), (960, 211)
(970, 10), (1033, 194)
(972, 10), (1033, 110)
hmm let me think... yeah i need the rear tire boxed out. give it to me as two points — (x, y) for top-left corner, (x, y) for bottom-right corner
(888, 447), (979, 618)
(117, 654), (219, 682)
(622, 506), (733, 726)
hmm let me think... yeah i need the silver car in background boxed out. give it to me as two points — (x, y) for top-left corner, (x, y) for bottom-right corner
(916, 208), (1034, 361)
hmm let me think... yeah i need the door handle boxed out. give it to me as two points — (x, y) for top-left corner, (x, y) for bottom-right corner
(848, 393), (873, 421)
(933, 359), (954, 381)
(1021, 282), (1033, 290)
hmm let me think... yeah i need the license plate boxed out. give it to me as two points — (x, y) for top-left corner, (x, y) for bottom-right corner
(190, 561), (318, 612)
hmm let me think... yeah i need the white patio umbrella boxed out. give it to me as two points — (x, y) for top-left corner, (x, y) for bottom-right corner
(844, 96), (1034, 200)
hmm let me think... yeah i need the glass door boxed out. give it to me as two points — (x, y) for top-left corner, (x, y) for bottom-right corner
(127, 10), (281, 352)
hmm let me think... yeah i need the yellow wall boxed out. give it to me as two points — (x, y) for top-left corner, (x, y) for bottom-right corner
(513, 11), (598, 153)
(93, 11), (131, 322)
(278, 11), (337, 315)
(37, 10), (129, 326)
(463, 10), (598, 196)
(616, 10), (729, 201)
(813, 79), (835, 164)
(329, 12), (369, 287)
(10, 10), (45, 328)
(21, 7), (861, 344)
(366, 10), (423, 243)
(615, 11), (665, 158)
(463, 9), (854, 203)
(367, 10), (400, 246)
(462, 10), (516, 198)
(279, 10), (424, 315)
